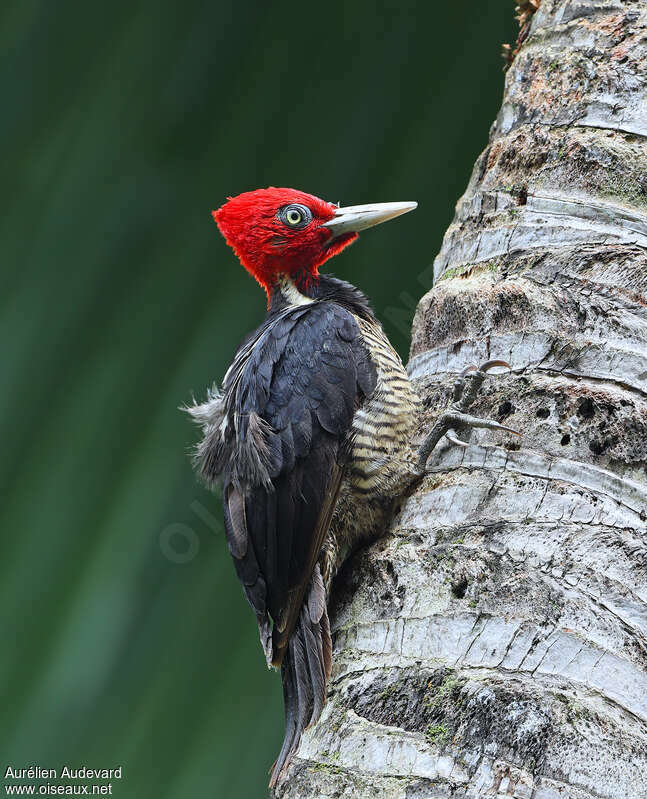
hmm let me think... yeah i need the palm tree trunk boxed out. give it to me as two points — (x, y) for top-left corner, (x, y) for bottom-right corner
(275, 1), (647, 796)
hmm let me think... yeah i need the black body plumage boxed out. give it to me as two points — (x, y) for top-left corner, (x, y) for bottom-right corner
(187, 276), (417, 786)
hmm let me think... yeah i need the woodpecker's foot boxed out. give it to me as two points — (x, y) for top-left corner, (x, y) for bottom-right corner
(414, 360), (520, 475)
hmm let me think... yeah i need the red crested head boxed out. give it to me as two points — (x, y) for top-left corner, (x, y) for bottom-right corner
(213, 187), (417, 302)
(213, 188), (357, 299)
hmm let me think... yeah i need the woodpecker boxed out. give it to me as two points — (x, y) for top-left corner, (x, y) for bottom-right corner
(186, 187), (515, 786)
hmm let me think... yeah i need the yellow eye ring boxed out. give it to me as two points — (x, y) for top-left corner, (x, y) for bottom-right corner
(286, 209), (302, 225)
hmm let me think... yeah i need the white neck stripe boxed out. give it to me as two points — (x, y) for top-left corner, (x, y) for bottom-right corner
(277, 275), (314, 306)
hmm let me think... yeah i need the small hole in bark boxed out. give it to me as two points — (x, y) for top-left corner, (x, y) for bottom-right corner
(536, 407), (550, 419)
(578, 398), (595, 418)
(560, 434), (570, 446)
(517, 185), (528, 205)
(498, 401), (514, 419)
(451, 578), (468, 599)
(589, 436), (616, 455)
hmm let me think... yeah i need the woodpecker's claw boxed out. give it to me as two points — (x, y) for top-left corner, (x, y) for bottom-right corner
(415, 360), (520, 474)
(445, 428), (470, 448)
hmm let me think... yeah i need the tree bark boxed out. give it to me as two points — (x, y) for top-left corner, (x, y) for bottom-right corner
(274, 1), (647, 796)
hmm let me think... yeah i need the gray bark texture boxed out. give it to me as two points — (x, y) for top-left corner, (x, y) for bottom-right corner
(274, 1), (647, 796)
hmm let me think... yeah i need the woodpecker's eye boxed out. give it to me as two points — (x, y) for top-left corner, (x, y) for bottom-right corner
(278, 204), (312, 230)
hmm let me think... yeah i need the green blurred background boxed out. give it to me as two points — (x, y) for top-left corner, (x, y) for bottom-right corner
(1, 2), (514, 796)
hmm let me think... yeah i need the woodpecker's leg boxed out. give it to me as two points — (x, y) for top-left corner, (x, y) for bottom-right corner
(415, 360), (520, 475)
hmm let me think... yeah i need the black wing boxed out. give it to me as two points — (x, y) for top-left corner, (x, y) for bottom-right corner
(218, 301), (374, 659)
(187, 299), (376, 784)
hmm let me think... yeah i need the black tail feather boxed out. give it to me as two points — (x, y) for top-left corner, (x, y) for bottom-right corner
(292, 625), (314, 743)
(269, 567), (332, 788)
(271, 640), (300, 786)
(320, 606), (332, 681)
(302, 614), (325, 721)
